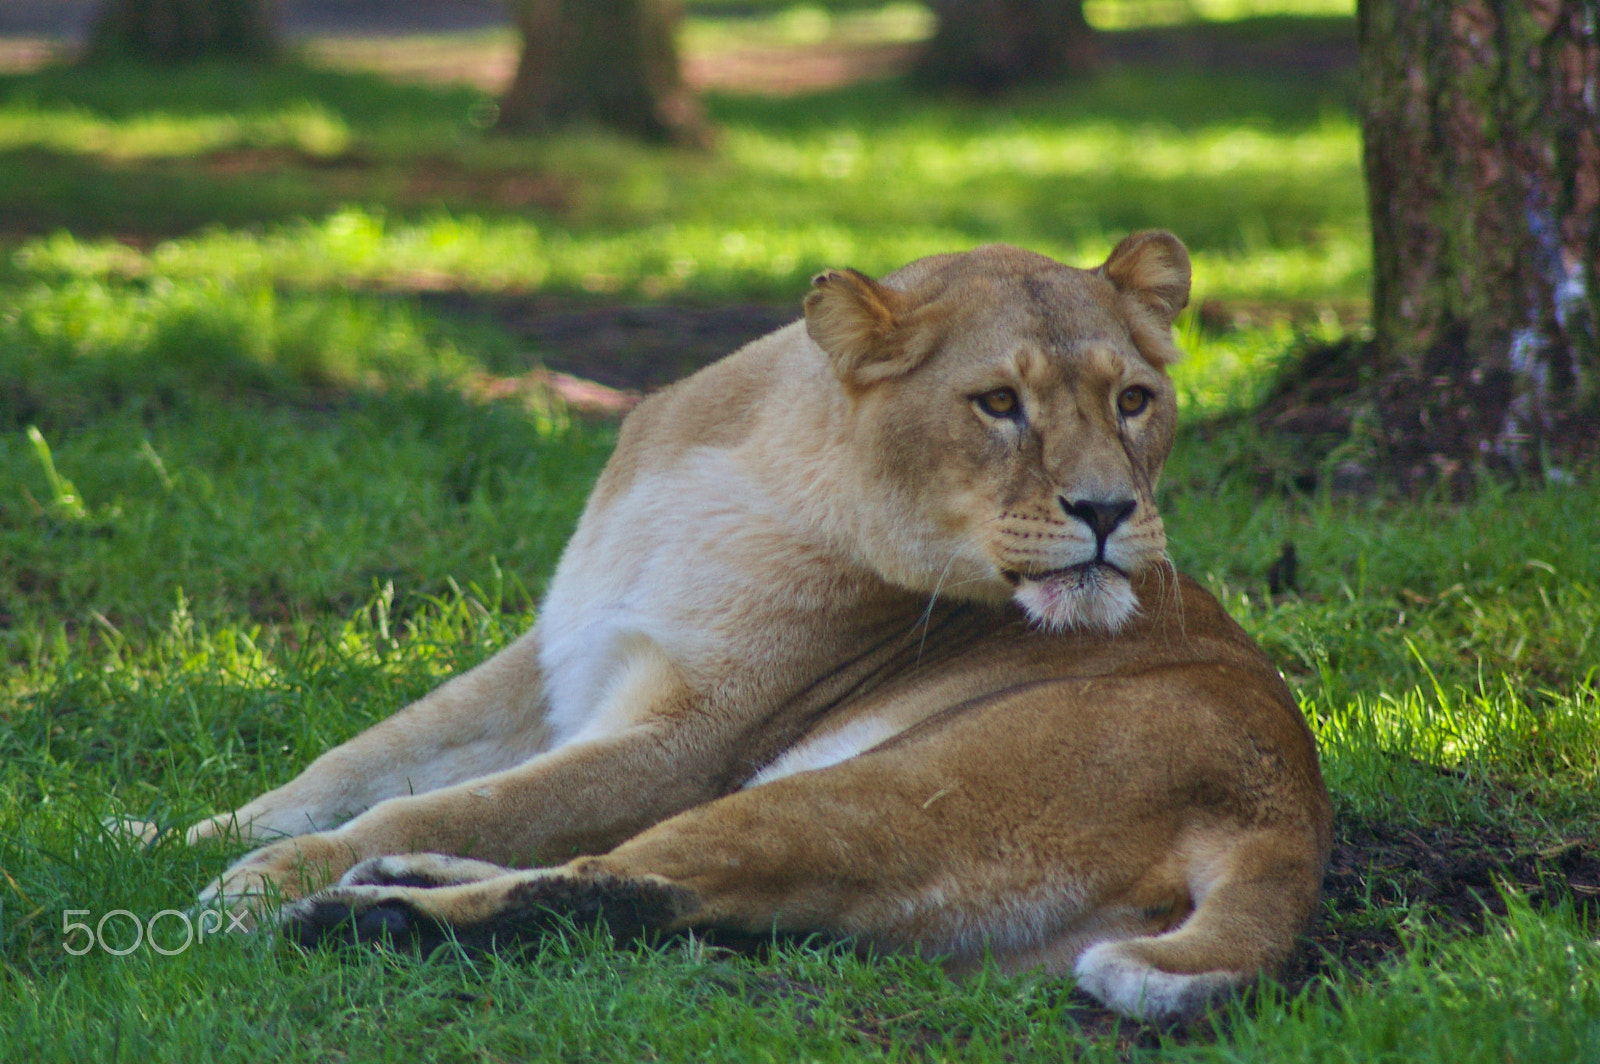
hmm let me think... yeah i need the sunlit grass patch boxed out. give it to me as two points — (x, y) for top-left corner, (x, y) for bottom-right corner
(0, 99), (351, 160)
(15, 201), (1365, 311)
(722, 117), (1359, 184)
(1088, 0), (1353, 30)
(0, 269), (606, 652)
(1168, 317), (1341, 414)
(0, 272), (496, 432)
(1313, 679), (1600, 824)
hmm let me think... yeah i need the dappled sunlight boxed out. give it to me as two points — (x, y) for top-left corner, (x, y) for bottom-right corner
(0, 266), (483, 399)
(1312, 678), (1600, 824)
(727, 118), (1359, 184)
(16, 201), (1367, 313)
(1088, 0), (1353, 30)
(0, 99), (351, 160)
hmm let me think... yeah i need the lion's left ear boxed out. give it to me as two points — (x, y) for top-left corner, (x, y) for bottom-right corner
(1098, 231), (1191, 328)
(804, 268), (924, 389)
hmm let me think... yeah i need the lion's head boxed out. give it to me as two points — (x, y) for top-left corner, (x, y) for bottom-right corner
(803, 232), (1190, 633)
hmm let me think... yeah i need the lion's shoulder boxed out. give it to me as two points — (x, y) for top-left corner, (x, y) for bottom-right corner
(585, 320), (818, 509)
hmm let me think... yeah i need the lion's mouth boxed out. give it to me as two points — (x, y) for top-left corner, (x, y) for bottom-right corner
(1002, 560), (1129, 588)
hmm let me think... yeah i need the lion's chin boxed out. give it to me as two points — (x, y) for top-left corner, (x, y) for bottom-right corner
(1010, 564), (1138, 633)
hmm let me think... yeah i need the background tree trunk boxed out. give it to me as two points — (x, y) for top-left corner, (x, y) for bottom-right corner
(913, 0), (1099, 93)
(1359, 0), (1598, 483)
(496, 0), (706, 146)
(88, 0), (278, 63)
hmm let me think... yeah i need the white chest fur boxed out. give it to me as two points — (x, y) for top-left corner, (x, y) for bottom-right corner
(536, 444), (860, 749)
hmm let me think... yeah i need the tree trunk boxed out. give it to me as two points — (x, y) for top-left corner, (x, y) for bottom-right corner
(496, 0), (707, 146)
(913, 0), (1100, 93)
(87, 0), (278, 63)
(1359, 0), (1599, 483)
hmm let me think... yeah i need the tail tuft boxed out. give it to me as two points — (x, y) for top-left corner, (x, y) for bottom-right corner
(1072, 940), (1246, 1024)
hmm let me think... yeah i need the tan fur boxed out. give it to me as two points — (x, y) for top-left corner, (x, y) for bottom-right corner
(172, 234), (1330, 1024)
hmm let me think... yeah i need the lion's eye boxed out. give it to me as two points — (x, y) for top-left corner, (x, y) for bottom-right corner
(976, 388), (1021, 419)
(1117, 386), (1151, 417)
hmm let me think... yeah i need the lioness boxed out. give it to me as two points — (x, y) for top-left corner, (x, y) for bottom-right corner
(181, 233), (1331, 1023)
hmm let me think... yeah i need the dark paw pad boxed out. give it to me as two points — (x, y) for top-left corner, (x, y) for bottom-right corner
(355, 902), (417, 940)
(282, 899), (363, 949)
(284, 897), (447, 952)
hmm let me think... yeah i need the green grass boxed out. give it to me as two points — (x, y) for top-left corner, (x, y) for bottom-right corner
(0, 36), (1364, 304)
(2, 13), (1599, 1062)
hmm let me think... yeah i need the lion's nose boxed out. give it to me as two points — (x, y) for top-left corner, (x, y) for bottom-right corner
(1060, 498), (1136, 553)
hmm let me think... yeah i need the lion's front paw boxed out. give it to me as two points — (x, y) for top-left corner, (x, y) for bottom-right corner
(282, 868), (569, 953)
(281, 885), (452, 951)
(198, 833), (355, 918)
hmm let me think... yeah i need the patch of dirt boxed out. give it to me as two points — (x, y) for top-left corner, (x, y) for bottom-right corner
(422, 292), (801, 396)
(688, 40), (921, 96)
(460, 365), (638, 417)
(200, 149), (572, 212)
(1293, 818), (1600, 984)
(202, 146), (371, 176)
(401, 159), (570, 211)
(0, 36), (61, 71)
(1106, 20), (1356, 77)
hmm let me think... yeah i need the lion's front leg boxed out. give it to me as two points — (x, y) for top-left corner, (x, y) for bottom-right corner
(186, 626), (553, 848)
(205, 707), (738, 914)
(278, 748), (969, 952)
(280, 864), (696, 953)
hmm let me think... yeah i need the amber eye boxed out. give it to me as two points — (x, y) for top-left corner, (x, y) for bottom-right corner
(976, 388), (1021, 419)
(1117, 386), (1151, 417)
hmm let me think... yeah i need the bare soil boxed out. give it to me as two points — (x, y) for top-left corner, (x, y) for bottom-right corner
(422, 292), (797, 406)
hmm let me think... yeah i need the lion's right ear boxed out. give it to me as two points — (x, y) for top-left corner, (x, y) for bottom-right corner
(1099, 230), (1191, 329)
(804, 268), (922, 389)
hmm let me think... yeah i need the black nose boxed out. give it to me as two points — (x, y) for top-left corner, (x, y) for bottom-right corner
(1060, 498), (1136, 552)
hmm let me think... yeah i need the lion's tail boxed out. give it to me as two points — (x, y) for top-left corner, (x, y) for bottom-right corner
(1072, 829), (1325, 1024)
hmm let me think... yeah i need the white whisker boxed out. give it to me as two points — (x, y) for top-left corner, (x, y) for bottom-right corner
(916, 553), (962, 663)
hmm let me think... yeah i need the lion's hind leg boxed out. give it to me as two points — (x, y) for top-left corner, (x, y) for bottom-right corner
(1071, 828), (1326, 1024)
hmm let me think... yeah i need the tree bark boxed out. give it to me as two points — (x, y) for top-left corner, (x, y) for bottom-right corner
(1359, 0), (1599, 482)
(87, 0), (278, 63)
(913, 0), (1100, 93)
(496, 0), (707, 146)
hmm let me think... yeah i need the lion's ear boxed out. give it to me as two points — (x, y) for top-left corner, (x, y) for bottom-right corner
(1099, 231), (1191, 328)
(804, 268), (922, 389)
